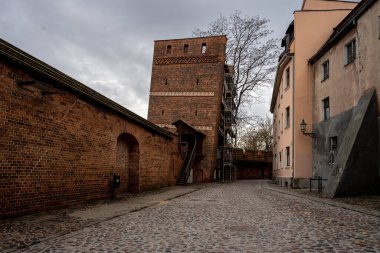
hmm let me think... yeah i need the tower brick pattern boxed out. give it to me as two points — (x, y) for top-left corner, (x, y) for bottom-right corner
(148, 36), (227, 183)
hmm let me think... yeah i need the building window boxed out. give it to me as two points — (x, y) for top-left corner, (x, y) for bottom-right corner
(165, 78), (168, 85)
(322, 97), (330, 120)
(161, 110), (165, 115)
(184, 44), (189, 54)
(201, 43), (207, 54)
(285, 67), (290, 88)
(196, 78), (199, 85)
(321, 60), (329, 81)
(329, 137), (338, 164)
(286, 146), (290, 166)
(166, 45), (172, 54)
(281, 113), (283, 132)
(279, 151), (282, 164)
(285, 107), (290, 128)
(344, 39), (356, 65)
(195, 110), (198, 116)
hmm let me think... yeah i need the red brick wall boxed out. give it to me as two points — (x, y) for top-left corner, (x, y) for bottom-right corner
(234, 150), (273, 180)
(0, 59), (181, 218)
(148, 36), (227, 182)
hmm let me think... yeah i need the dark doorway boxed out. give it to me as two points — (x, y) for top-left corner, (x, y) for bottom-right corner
(116, 133), (140, 193)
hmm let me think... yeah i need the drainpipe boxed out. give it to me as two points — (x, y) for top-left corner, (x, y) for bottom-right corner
(291, 54), (295, 188)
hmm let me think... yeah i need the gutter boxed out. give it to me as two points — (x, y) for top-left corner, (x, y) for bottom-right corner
(291, 54), (295, 188)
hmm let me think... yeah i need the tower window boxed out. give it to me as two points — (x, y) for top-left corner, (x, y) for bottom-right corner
(196, 78), (199, 85)
(165, 78), (168, 85)
(201, 43), (207, 54)
(195, 110), (198, 116)
(184, 44), (189, 54)
(166, 45), (172, 54)
(161, 110), (165, 115)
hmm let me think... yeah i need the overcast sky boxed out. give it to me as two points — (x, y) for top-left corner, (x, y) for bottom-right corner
(0, 0), (303, 118)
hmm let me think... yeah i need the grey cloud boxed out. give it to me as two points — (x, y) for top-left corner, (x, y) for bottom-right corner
(0, 0), (303, 118)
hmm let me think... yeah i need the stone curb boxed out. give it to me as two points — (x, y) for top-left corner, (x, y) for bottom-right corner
(5, 184), (213, 253)
(262, 182), (380, 219)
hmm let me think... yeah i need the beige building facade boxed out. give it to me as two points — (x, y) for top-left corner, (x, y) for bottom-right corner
(309, 0), (380, 196)
(270, 0), (357, 188)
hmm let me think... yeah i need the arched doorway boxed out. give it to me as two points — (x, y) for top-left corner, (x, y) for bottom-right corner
(116, 133), (140, 193)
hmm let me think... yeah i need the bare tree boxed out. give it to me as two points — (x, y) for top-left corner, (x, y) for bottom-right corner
(239, 116), (273, 151)
(193, 11), (278, 144)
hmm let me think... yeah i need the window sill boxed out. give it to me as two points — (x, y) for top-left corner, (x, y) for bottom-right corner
(344, 59), (355, 67)
(321, 77), (329, 83)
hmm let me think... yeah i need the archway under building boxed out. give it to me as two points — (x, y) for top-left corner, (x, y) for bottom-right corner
(116, 133), (140, 193)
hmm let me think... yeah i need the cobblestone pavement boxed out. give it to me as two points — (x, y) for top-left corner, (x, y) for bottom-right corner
(9, 180), (380, 252)
(0, 185), (208, 252)
(264, 183), (380, 217)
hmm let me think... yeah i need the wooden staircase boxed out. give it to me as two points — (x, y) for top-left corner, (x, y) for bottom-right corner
(177, 138), (197, 185)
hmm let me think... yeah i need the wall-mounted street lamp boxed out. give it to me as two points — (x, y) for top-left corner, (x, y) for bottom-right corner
(300, 119), (316, 138)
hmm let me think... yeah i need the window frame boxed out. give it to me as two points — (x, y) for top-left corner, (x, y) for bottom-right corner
(344, 39), (356, 65)
(184, 44), (189, 54)
(201, 43), (207, 54)
(321, 60), (329, 82)
(286, 146), (290, 166)
(285, 67), (290, 89)
(285, 106), (290, 128)
(166, 45), (172, 54)
(322, 97), (330, 121)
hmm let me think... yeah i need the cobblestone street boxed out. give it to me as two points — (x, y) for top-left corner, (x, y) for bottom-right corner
(3, 181), (380, 252)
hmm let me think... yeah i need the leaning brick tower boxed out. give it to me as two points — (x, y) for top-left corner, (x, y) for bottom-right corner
(147, 35), (229, 183)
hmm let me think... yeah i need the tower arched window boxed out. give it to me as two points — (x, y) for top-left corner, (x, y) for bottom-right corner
(166, 45), (172, 54)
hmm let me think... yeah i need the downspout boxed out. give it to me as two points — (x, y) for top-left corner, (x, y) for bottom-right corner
(291, 54), (295, 188)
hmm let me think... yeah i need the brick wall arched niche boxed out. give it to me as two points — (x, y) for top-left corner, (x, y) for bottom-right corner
(116, 133), (140, 194)
(193, 169), (204, 183)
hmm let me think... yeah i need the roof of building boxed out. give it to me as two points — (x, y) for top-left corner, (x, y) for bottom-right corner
(172, 119), (206, 137)
(309, 0), (377, 64)
(0, 38), (174, 139)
